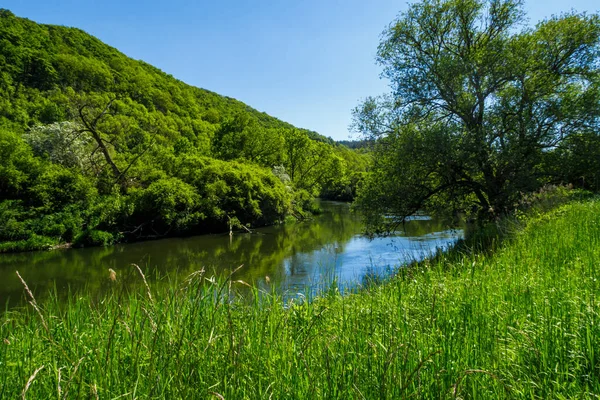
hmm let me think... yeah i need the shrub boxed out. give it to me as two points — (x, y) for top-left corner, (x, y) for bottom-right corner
(29, 164), (96, 210)
(130, 177), (202, 234)
(0, 129), (41, 200)
(74, 229), (116, 247)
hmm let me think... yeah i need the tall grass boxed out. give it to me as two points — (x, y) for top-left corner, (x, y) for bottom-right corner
(1, 200), (599, 398)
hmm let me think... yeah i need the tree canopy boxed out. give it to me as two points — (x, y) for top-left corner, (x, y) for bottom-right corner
(353, 0), (600, 229)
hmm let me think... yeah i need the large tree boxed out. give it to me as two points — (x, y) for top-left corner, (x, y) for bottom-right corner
(353, 0), (600, 228)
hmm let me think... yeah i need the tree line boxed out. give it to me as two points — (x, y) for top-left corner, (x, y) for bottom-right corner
(353, 0), (600, 231)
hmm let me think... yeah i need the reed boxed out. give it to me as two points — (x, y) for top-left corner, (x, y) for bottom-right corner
(1, 200), (599, 398)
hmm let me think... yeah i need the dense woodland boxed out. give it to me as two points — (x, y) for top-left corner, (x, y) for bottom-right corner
(0, 9), (368, 252)
(353, 0), (600, 230)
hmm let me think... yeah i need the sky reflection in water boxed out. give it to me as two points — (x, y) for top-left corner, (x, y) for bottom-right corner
(0, 201), (462, 308)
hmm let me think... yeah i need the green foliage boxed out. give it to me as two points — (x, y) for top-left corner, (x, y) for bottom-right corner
(24, 121), (96, 170)
(30, 164), (96, 210)
(0, 128), (41, 200)
(74, 229), (116, 247)
(553, 132), (600, 191)
(131, 177), (202, 234)
(213, 113), (285, 166)
(171, 156), (291, 228)
(54, 53), (113, 91)
(0, 199), (30, 241)
(0, 199), (69, 252)
(353, 0), (600, 229)
(0, 234), (56, 253)
(281, 128), (366, 198)
(0, 10), (371, 251)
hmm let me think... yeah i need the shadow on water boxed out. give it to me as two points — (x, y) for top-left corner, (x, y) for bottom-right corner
(0, 201), (462, 308)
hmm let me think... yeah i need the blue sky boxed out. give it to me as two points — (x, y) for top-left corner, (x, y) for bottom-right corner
(2, 0), (599, 140)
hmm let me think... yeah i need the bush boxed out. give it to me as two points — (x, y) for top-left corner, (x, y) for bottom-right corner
(185, 157), (291, 227)
(291, 189), (320, 218)
(0, 234), (56, 253)
(29, 164), (96, 210)
(130, 177), (202, 235)
(0, 129), (41, 200)
(0, 200), (31, 241)
(74, 229), (116, 247)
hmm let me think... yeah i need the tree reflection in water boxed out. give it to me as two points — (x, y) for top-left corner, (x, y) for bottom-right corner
(0, 201), (462, 308)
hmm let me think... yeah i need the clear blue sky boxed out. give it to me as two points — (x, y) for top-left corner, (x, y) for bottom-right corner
(2, 0), (599, 140)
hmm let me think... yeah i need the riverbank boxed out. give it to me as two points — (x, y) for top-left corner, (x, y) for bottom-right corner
(2, 200), (599, 398)
(0, 199), (324, 255)
(0, 201), (457, 310)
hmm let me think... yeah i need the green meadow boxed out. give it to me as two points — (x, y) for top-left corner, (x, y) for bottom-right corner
(2, 199), (599, 399)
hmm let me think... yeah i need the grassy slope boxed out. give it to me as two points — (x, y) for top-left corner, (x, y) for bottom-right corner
(2, 200), (599, 398)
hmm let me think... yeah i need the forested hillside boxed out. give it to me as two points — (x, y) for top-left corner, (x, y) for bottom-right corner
(0, 9), (368, 252)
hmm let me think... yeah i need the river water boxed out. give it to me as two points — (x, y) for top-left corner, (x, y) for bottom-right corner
(0, 201), (462, 308)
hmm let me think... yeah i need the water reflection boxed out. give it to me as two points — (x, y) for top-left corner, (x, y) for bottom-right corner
(0, 202), (462, 308)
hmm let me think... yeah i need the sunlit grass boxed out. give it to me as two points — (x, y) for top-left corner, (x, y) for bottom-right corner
(1, 200), (599, 398)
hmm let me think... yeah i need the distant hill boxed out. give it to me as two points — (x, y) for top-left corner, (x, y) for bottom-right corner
(336, 139), (371, 150)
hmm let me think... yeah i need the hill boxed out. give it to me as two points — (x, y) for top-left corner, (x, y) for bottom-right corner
(0, 9), (368, 252)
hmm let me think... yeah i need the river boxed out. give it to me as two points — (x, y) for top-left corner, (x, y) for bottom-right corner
(0, 201), (462, 308)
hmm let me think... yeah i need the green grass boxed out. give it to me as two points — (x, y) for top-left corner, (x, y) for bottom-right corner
(2, 200), (600, 398)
